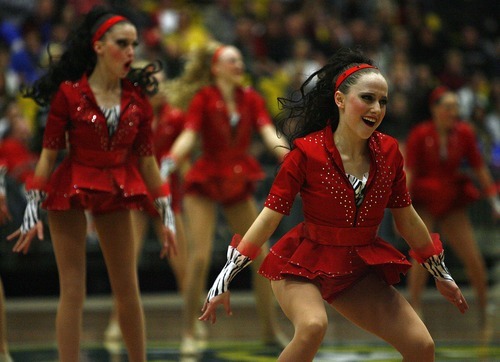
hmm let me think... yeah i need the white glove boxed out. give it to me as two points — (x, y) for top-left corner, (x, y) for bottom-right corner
(421, 250), (454, 282)
(489, 195), (500, 218)
(21, 189), (46, 234)
(0, 166), (6, 195)
(159, 156), (176, 181)
(206, 245), (253, 303)
(154, 195), (176, 234)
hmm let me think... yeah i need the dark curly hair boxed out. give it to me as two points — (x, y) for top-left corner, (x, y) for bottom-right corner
(22, 5), (161, 107)
(275, 47), (379, 148)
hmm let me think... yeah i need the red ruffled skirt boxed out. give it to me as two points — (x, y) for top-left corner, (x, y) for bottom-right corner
(259, 222), (411, 289)
(43, 158), (149, 215)
(184, 155), (264, 205)
(410, 175), (480, 217)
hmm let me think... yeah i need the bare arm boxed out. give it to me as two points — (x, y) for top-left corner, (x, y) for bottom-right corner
(390, 205), (431, 250)
(473, 164), (499, 217)
(138, 155), (178, 256)
(33, 148), (59, 181)
(391, 205), (469, 313)
(241, 206), (284, 248)
(474, 164), (496, 195)
(138, 155), (164, 193)
(200, 207), (284, 323)
(259, 124), (289, 161)
(169, 129), (198, 166)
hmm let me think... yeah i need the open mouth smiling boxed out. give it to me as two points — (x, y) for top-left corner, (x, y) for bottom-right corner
(362, 117), (377, 127)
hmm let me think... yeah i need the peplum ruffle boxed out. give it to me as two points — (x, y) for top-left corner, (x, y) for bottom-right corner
(259, 222), (411, 286)
(184, 155), (265, 203)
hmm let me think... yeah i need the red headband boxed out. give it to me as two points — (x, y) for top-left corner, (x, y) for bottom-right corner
(428, 86), (450, 107)
(92, 15), (127, 46)
(211, 45), (227, 66)
(335, 63), (377, 91)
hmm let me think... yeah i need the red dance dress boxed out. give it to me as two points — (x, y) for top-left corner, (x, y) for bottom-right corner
(42, 74), (155, 214)
(183, 85), (272, 205)
(405, 120), (484, 218)
(259, 125), (412, 302)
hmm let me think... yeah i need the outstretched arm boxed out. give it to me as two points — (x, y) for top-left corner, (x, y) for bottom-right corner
(199, 207), (284, 323)
(391, 205), (469, 313)
(159, 129), (198, 179)
(259, 124), (289, 162)
(473, 164), (500, 218)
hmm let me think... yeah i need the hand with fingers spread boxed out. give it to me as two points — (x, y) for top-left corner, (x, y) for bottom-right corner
(7, 188), (46, 254)
(199, 291), (231, 324)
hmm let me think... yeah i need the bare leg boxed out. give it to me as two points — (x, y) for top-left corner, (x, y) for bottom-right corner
(94, 210), (146, 362)
(440, 209), (488, 325)
(152, 212), (188, 290)
(105, 210), (150, 342)
(48, 210), (88, 362)
(271, 279), (327, 362)
(223, 198), (284, 345)
(181, 195), (216, 349)
(332, 273), (434, 361)
(407, 208), (435, 314)
(0, 279), (11, 360)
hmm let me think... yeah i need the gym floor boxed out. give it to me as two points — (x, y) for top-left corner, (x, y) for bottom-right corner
(4, 285), (499, 361)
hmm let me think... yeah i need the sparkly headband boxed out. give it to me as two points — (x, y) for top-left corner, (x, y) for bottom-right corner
(92, 15), (127, 46)
(335, 63), (377, 91)
(211, 45), (227, 66)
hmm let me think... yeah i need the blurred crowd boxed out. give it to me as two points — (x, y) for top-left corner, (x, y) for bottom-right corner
(0, 0), (499, 204)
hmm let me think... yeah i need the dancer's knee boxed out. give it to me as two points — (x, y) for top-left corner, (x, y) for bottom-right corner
(402, 334), (435, 361)
(295, 317), (328, 345)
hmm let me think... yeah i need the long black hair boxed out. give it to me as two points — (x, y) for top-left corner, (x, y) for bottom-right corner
(23, 5), (160, 107)
(275, 47), (378, 148)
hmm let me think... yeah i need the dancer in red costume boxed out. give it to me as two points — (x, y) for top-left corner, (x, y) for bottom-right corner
(161, 41), (289, 355)
(7, 7), (176, 362)
(406, 86), (499, 327)
(103, 63), (190, 347)
(200, 48), (469, 362)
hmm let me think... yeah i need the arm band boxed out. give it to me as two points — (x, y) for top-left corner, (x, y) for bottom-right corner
(206, 234), (261, 302)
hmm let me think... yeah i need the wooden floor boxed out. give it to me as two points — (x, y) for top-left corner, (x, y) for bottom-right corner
(4, 283), (500, 361)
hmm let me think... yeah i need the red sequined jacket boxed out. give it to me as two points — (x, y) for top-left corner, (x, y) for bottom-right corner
(41, 74), (154, 209)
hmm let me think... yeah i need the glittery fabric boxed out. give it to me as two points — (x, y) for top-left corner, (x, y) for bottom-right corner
(259, 126), (412, 291)
(406, 120), (483, 217)
(41, 74), (154, 212)
(181, 85), (272, 204)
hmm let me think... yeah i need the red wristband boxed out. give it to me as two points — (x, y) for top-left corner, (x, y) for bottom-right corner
(25, 175), (48, 191)
(151, 182), (171, 199)
(230, 234), (261, 260)
(409, 233), (444, 263)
